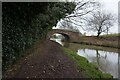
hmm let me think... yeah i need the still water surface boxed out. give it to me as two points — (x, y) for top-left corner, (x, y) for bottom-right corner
(50, 38), (119, 78)
(77, 49), (118, 78)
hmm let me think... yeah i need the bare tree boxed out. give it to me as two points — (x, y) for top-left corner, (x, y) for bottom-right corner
(59, 18), (79, 32)
(57, 0), (100, 32)
(119, 1), (120, 33)
(87, 11), (115, 37)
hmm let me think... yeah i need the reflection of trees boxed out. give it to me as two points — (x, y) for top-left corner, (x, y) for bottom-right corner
(105, 54), (107, 59)
(118, 53), (120, 78)
(103, 51), (108, 59)
(78, 48), (118, 77)
(96, 50), (100, 66)
(94, 50), (113, 73)
(83, 48), (85, 53)
(96, 50), (100, 58)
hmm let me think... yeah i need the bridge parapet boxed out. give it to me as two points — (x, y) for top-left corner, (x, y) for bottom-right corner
(47, 29), (82, 42)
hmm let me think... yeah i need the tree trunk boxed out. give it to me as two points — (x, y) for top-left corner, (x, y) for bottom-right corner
(97, 32), (101, 37)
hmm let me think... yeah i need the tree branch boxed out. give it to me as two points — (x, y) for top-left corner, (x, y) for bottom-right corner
(63, 18), (86, 31)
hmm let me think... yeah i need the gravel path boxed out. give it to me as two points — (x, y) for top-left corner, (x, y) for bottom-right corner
(4, 40), (81, 78)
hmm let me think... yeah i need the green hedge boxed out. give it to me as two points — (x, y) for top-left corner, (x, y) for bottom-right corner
(2, 2), (75, 71)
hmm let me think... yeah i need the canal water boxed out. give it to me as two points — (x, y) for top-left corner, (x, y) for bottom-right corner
(50, 38), (119, 78)
(77, 49), (118, 78)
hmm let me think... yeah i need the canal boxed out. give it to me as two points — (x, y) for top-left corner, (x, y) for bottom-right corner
(50, 38), (119, 78)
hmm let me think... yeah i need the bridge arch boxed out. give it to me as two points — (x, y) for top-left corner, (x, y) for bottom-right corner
(47, 29), (82, 42)
(51, 33), (70, 41)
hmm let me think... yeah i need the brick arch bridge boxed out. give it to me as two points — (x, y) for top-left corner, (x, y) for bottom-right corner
(47, 29), (82, 42)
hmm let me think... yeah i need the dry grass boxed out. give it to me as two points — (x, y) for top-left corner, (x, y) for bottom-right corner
(75, 35), (119, 48)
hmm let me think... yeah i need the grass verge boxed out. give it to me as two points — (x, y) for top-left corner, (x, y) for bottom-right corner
(100, 33), (120, 37)
(63, 47), (113, 78)
(74, 33), (120, 49)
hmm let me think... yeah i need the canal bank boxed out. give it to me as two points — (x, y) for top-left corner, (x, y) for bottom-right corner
(51, 38), (119, 78)
(63, 47), (112, 78)
(73, 36), (119, 48)
(63, 43), (119, 78)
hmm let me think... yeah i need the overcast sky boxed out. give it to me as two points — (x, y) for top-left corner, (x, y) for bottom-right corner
(84, 0), (119, 35)
(55, 0), (119, 35)
(98, 0), (119, 34)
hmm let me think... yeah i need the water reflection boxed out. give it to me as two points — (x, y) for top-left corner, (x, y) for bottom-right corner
(50, 38), (64, 46)
(50, 38), (119, 78)
(50, 38), (69, 47)
(118, 53), (120, 79)
(77, 49), (118, 78)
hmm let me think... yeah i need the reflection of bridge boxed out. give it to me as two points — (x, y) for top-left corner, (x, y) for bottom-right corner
(47, 29), (82, 42)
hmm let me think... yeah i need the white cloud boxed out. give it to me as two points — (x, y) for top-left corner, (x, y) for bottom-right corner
(56, 0), (119, 35)
(99, 0), (119, 34)
(99, 0), (119, 15)
(88, 0), (119, 35)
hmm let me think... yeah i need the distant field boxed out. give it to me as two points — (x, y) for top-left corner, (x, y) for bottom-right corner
(74, 34), (120, 48)
(100, 33), (120, 37)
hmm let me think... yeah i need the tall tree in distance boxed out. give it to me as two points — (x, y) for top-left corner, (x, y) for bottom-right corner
(86, 11), (115, 37)
(58, 0), (100, 31)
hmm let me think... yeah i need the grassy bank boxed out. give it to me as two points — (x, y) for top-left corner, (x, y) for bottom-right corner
(100, 33), (120, 37)
(75, 34), (119, 48)
(63, 47), (112, 78)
